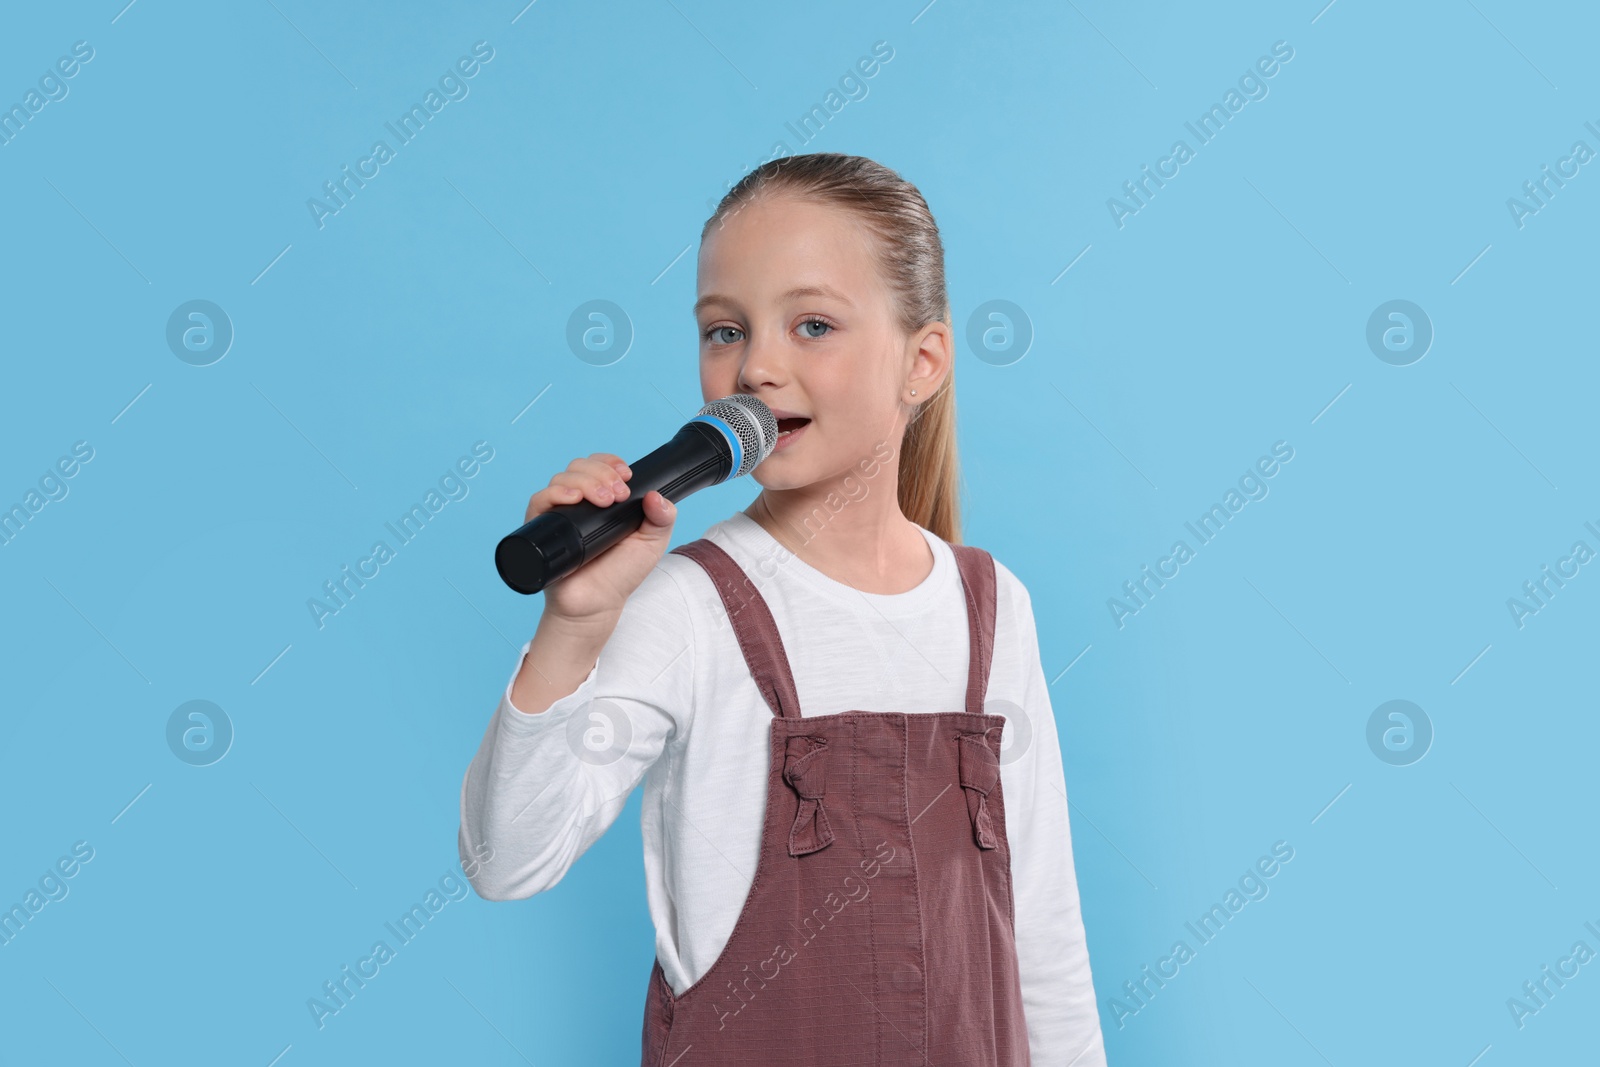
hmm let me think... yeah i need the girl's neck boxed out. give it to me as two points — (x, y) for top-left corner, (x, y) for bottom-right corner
(743, 487), (933, 596)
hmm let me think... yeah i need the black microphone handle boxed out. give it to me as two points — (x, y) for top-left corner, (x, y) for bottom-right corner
(495, 421), (733, 595)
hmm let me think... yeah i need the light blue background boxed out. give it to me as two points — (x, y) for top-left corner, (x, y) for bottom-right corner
(2, 1), (1595, 1064)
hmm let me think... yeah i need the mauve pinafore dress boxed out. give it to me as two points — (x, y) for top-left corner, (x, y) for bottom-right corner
(639, 536), (1032, 1066)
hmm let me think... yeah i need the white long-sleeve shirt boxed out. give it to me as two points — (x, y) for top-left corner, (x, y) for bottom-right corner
(459, 511), (1106, 1064)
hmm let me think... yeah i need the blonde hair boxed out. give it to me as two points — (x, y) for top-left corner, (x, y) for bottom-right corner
(701, 153), (964, 545)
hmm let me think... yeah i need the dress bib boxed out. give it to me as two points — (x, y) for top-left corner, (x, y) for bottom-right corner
(639, 537), (1031, 1066)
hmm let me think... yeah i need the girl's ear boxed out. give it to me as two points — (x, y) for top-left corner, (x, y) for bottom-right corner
(905, 319), (953, 400)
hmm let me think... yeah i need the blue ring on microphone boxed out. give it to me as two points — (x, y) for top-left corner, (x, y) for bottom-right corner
(689, 414), (742, 481)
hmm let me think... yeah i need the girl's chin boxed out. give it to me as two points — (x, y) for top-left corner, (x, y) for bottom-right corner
(751, 462), (814, 490)
(752, 469), (801, 489)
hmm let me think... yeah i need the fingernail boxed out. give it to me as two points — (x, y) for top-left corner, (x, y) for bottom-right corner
(612, 480), (628, 497)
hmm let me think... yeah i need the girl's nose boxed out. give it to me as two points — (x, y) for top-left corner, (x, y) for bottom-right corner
(737, 330), (787, 391)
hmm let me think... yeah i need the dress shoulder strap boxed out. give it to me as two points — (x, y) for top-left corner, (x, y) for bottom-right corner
(948, 543), (998, 717)
(669, 539), (803, 720)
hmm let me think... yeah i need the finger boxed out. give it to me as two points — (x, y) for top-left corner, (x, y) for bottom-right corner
(526, 483), (583, 520)
(548, 471), (592, 491)
(583, 453), (632, 482)
(568, 458), (629, 499)
(641, 490), (676, 528)
(588, 452), (632, 479)
(569, 456), (629, 490)
(552, 468), (622, 506)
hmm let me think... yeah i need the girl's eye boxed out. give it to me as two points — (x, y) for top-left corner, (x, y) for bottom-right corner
(703, 319), (835, 344)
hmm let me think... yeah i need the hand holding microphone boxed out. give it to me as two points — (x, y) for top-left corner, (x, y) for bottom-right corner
(498, 394), (777, 716)
(496, 395), (778, 614)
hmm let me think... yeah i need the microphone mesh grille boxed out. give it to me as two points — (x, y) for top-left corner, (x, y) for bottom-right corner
(699, 394), (778, 478)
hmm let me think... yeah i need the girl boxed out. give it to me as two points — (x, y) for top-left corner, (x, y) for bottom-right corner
(460, 153), (1105, 1065)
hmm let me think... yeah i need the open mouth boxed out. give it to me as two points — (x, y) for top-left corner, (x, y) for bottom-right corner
(776, 417), (811, 439)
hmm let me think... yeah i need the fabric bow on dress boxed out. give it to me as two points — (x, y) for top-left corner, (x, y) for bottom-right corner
(782, 735), (835, 856)
(957, 731), (1001, 850)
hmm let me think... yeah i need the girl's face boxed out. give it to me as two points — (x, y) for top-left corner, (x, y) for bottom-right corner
(695, 193), (944, 491)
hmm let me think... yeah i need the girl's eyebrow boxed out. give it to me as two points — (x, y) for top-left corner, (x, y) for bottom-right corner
(693, 285), (855, 315)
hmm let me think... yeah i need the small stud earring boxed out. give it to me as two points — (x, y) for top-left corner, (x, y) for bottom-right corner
(910, 389), (917, 396)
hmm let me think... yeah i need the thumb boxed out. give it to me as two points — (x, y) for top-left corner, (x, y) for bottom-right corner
(637, 490), (677, 536)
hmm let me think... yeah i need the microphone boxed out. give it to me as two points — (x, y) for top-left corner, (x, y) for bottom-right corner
(495, 394), (779, 595)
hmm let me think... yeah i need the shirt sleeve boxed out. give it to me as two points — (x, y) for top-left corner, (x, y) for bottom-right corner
(1002, 575), (1107, 1066)
(457, 562), (697, 902)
